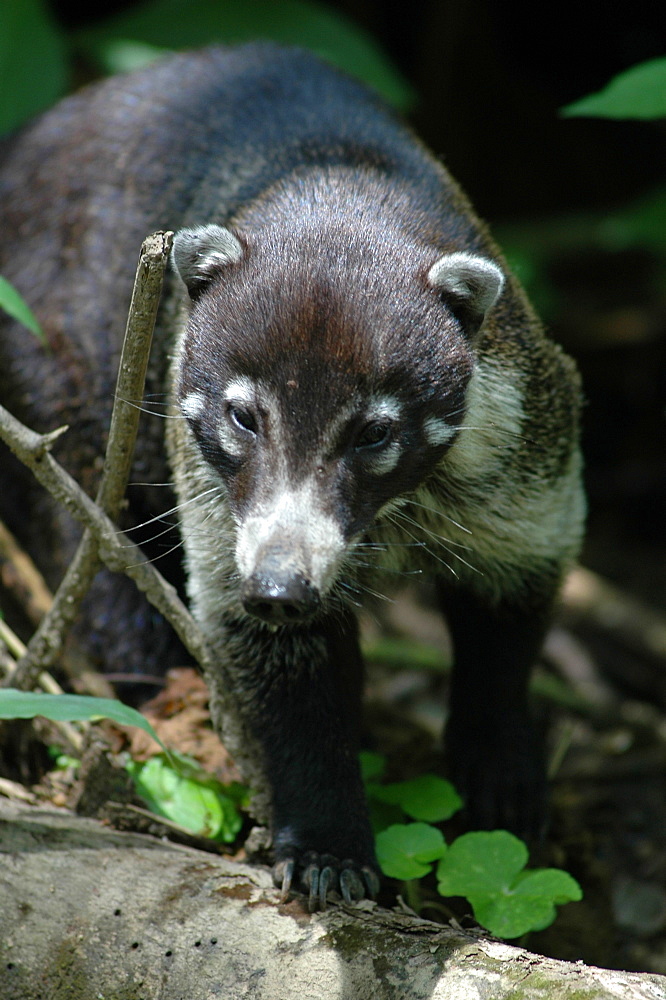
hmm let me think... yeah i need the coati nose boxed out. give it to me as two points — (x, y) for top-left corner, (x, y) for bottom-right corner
(241, 572), (321, 625)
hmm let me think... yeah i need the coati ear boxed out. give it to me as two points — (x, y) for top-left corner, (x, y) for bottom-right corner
(172, 224), (243, 299)
(428, 251), (504, 335)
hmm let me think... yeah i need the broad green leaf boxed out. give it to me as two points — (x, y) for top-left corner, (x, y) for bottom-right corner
(0, 689), (167, 752)
(436, 830), (582, 938)
(376, 822), (447, 880)
(74, 0), (413, 110)
(370, 774), (462, 823)
(127, 754), (243, 842)
(436, 830), (528, 897)
(0, 0), (67, 134)
(513, 867), (583, 907)
(562, 58), (666, 120)
(469, 869), (582, 939)
(0, 277), (43, 338)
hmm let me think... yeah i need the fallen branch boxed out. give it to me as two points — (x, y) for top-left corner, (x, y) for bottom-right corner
(1, 799), (664, 1000)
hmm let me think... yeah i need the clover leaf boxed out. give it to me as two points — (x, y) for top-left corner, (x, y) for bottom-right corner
(376, 822), (447, 880)
(436, 830), (582, 938)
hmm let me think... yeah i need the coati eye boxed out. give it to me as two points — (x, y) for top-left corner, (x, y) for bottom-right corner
(355, 420), (392, 450)
(228, 403), (257, 435)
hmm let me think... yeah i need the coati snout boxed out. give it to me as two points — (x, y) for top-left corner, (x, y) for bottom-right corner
(242, 567), (321, 625)
(0, 43), (585, 910)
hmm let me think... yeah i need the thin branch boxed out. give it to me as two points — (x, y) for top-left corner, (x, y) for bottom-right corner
(1, 231), (176, 690)
(0, 402), (213, 678)
(0, 519), (53, 626)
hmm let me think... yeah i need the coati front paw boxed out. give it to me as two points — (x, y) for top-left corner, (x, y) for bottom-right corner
(273, 850), (381, 911)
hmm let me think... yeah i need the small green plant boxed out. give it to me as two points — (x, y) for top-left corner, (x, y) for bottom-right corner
(0, 276), (43, 338)
(362, 751), (582, 939)
(562, 57), (666, 121)
(435, 830), (582, 939)
(0, 689), (247, 841)
(0, 688), (169, 743)
(127, 752), (247, 842)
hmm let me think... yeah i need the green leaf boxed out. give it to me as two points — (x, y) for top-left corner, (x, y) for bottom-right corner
(359, 750), (386, 782)
(127, 754), (243, 842)
(470, 869), (582, 939)
(74, 0), (413, 110)
(0, 0), (68, 134)
(436, 830), (582, 938)
(370, 774), (462, 823)
(562, 58), (666, 120)
(0, 277), (43, 338)
(376, 822), (447, 880)
(436, 830), (528, 898)
(91, 39), (170, 75)
(0, 689), (168, 752)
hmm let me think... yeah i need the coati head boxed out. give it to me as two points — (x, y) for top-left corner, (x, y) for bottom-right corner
(171, 220), (504, 626)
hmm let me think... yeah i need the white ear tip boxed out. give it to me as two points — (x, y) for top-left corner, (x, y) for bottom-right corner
(172, 224), (243, 296)
(428, 251), (504, 322)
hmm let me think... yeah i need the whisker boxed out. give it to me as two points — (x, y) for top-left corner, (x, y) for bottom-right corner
(402, 496), (472, 535)
(123, 487), (222, 533)
(350, 559), (423, 577)
(124, 536), (187, 568)
(392, 510), (482, 576)
(115, 395), (186, 420)
(382, 512), (458, 579)
(392, 510), (474, 556)
(128, 481), (174, 488)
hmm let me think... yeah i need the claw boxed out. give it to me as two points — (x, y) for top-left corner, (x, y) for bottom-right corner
(304, 863), (320, 912)
(339, 866), (364, 904)
(275, 858), (295, 902)
(362, 866), (381, 901)
(318, 865), (334, 910)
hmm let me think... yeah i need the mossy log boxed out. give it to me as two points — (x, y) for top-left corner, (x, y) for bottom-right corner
(1, 799), (665, 999)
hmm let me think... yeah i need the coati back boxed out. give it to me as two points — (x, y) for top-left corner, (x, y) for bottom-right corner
(0, 44), (585, 907)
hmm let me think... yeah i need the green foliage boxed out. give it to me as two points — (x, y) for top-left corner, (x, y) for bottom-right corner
(127, 753), (246, 841)
(358, 749), (386, 782)
(361, 751), (463, 835)
(563, 57), (666, 121)
(369, 773), (463, 824)
(0, 276), (44, 339)
(376, 822), (446, 880)
(436, 831), (582, 938)
(1, 0), (411, 136)
(363, 752), (581, 938)
(0, 689), (246, 842)
(0, 0), (68, 135)
(74, 0), (413, 110)
(0, 689), (169, 750)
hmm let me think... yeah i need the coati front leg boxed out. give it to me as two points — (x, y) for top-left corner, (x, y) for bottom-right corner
(219, 609), (380, 909)
(439, 582), (552, 838)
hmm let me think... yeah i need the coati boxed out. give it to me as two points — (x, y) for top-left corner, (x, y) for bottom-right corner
(0, 44), (585, 907)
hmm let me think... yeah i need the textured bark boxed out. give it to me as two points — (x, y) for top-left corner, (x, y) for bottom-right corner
(1, 799), (665, 1000)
